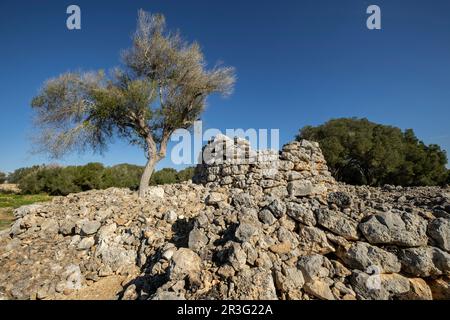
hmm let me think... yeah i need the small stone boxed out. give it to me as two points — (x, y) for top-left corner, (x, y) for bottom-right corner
(77, 237), (95, 250)
(206, 192), (227, 205)
(298, 226), (335, 254)
(286, 202), (316, 226)
(399, 278), (433, 300)
(164, 210), (178, 223)
(188, 228), (208, 251)
(98, 265), (113, 277)
(258, 209), (277, 225)
(303, 280), (335, 300)
(122, 284), (138, 300)
(217, 265), (236, 278)
(288, 180), (313, 197)
(146, 186), (165, 199)
(269, 242), (291, 254)
(427, 277), (450, 300)
(162, 248), (176, 260)
(59, 219), (76, 236)
(315, 209), (358, 240)
(350, 271), (410, 300)
(40, 219), (59, 235)
(327, 192), (352, 209)
(267, 198), (286, 218)
(297, 255), (329, 282)
(81, 220), (101, 236)
(235, 222), (258, 242)
(170, 248), (201, 278)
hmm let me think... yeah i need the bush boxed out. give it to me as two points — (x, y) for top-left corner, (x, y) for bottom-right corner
(7, 166), (42, 184)
(297, 118), (449, 186)
(177, 167), (195, 182)
(0, 172), (6, 184)
(10, 163), (194, 196)
(101, 164), (143, 190)
(151, 168), (178, 185)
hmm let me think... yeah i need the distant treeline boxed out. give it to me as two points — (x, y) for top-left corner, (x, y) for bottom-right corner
(2, 163), (194, 196)
(298, 118), (450, 187)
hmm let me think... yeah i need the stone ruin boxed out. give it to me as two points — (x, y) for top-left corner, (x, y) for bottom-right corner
(193, 134), (337, 198)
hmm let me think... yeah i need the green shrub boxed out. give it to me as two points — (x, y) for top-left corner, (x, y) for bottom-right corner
(0, 172), (6, 184)
(101, 164), (143, 190)
(177, 167), (195, 182)
(151, 168), (178, 185)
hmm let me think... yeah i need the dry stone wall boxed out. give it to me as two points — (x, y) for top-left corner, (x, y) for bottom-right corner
(193, 135), (336, 199)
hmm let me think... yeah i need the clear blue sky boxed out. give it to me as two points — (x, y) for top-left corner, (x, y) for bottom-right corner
(1, 0), (449, 172)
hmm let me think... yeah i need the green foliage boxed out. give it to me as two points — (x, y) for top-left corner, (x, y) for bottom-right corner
(297, 118), (449, 186)
(0, 193), (52, 209)
(0, 172), (6, 184)
(100, 164), (144, 190)
(176, 167), (195, 182)
(10, 163), (193, 196)
(7, 166), (41, 184)
(150, 167), (195, 185)
(151, 168), (178, 185)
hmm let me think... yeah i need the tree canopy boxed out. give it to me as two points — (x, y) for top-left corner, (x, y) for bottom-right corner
(297, 118), (449, 186)
(31, 10), (235, 197)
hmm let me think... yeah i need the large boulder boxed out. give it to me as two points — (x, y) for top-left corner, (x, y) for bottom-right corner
(315, 209), (359, 240)
(399, 246), (450, 277)
(336, 241), (401, 273)
(359, 211), (428, 247)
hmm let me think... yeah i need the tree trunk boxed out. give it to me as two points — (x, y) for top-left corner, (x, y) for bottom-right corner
(138, 157), (157, 198)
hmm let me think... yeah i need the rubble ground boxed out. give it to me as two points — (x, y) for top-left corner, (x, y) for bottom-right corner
(0, 138), (449, 300)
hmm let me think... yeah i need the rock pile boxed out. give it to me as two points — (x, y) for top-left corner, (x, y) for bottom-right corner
(193, 135), (336, 199)
(0, 137), (449, 300)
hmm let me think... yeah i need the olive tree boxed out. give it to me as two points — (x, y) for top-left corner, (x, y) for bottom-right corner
(31, 11), (235, 197)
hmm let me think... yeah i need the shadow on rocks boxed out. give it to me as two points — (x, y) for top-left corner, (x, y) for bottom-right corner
(170, 218), (196, 248)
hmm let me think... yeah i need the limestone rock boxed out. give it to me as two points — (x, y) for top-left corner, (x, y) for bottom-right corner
(80, 220), (101, 236)
(304, 280), (335, 300)
(427, 218), (450, 252)
(359, 211), (427, 247)
(337, 242), (401, 273)
(170, 248), (201, 278)
(427, 277), (450, 300)
(315, 209), (358, 240)
(286, 202), (316, 226)
(399, 246), (450, 277)
(288, 180), (313, 197)
(298, 226), (335, 254)
(350, 271), (410, 300)
(399, 278), (433, 300)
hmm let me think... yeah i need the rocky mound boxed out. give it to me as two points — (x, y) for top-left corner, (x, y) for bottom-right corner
(0, 137), (449, 300)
